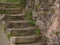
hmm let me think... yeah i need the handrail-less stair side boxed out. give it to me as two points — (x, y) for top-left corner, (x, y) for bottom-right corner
(0, 18), (10, 45)
(0, 14), (13, 45)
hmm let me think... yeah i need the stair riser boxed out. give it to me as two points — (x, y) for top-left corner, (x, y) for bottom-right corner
(15, 43), (42, 45)
(10, 29), (36, 36)
(7, 23), (30, 28)
(5, 16), (25, 21)
(0, 4), (18, 8)
(0, 2), (20, 8)
(0, 8), (22, 14)
(10, 36), (39, 44)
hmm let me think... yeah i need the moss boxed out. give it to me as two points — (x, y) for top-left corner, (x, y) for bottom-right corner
(21, 33), (26, 36)
(35, 2), (40, 8)
(7, 0), (17, 2)
(0, 10), (4, 14)
(7, 0), (26, 8)
(18, 0), (26, 8)
(0, 9), (7, 14)
(0, 0), (26, 14)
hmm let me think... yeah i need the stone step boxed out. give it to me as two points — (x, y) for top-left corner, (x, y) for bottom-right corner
(0, 2), (20, 8)
(7, 27), (36, 31)
(0, 7), (22, 14)
(7, 27), (36, 36)
(6, 20), (30, 28)
(10, 35), (39, 44)
(5, 14), (25, 17)
(4, 15), (26, 21)
(15, 41), (43, 45)
(8, 20), (29, 23)
(0, 2), (16, 5)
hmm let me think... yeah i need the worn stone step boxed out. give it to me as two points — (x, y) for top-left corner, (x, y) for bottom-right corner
(0, 2), (20, 8)
(0, 2), (16, 5)
(7, 27), (36, 31)
(10, 35), (39, 44)
(0, 7), (22, 14)
(4, 15), (26, 21)
(7, 20), (28, 23)
(5, 14), (25, 17)
(7, 27), (36, 36)
(15, 41), (43, 45)
(7, 21), (31, 28)
(7, 20), (30, 28)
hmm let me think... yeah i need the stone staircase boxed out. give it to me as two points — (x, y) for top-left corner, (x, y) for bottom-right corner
(0, 2), (42, 45)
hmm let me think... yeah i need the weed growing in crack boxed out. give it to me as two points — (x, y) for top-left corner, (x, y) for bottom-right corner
(34, 28), (41, 35)
(26, 10), (36, 26)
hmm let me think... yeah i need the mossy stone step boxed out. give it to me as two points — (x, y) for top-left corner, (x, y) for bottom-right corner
(0, 7), (22, 14)
(10, 35), (39, 44)
(5, 14), (25, 16)
(8, 21), (29, 23)
(7, 27), (36, 36)
(7, 21), (32, 28)
(15, 41), (43, 45)
(4, 15), (26, 21)
(0, 2), (20, 8)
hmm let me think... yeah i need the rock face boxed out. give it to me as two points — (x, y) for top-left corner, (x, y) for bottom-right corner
(46, 15), (60, 45)
(46, 0), (60, 45)
(32, 0), (60, 45)
(0, 14), (10, 45)
(0, 24), (10, 45)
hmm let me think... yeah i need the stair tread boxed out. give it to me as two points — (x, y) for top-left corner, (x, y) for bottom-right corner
(5, 14), (25, 16)
(11, 35), (39, 38)
(8, 20), (29, 23)
(15, 41), (42, 45)
(0, 7), (20, 9)
(0, 2), (17, 5)
(10, 35), (39, 43)
(0, 7), (22, 14)
(7, 26), (36, 30)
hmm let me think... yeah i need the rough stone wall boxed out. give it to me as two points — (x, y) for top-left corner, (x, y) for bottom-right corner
(46, 0), (60, 45)
(31, 0), (60, 45)
(0, 15), (10, 45)
(25, 0), (60, 45)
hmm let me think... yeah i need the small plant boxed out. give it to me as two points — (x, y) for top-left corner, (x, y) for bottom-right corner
(26, 10), (36, 26)
(7, 32), (11, 40)
(29, 19), (35, 26)
(0, 10), (4, 14)
(0, 0), (6, 2)
(27, 10), (32, 19)
(34, 28), (40, 35)
(18, 0), (26, 8)
(35, 2), (40, 8)
(21, 33), (26, 36)
(0, 9), (9, 14)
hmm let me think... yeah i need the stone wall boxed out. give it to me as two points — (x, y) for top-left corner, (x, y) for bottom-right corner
(0, 21), (10, 45)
